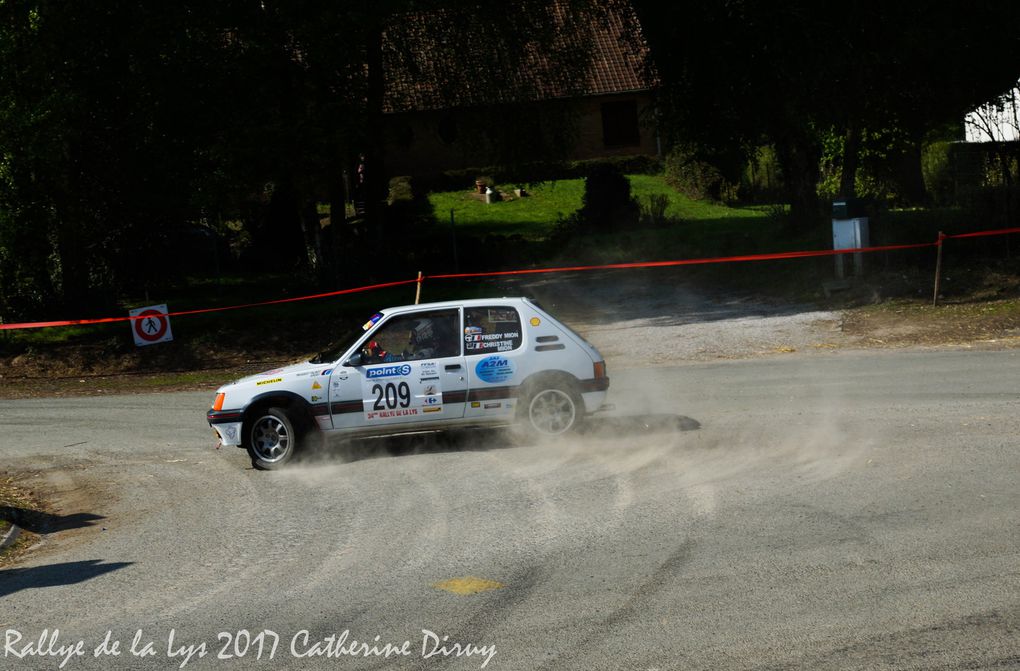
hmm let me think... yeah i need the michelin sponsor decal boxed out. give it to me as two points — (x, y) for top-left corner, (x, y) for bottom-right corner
(256, 378), (283, 386)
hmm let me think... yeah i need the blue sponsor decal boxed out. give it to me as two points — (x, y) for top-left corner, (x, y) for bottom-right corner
(366, 364), (412, 379)
(475, 356), (515, 384)
(321, 368), (332, 376)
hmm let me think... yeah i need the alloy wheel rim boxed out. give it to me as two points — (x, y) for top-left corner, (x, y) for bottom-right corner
(251, 415), (290, 462)
(529, 389), (576, 435)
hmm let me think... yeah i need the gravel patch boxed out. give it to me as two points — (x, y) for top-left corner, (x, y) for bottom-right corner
(510, 270), (851, 366)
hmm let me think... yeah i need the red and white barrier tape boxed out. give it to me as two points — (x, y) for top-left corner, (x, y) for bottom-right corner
(3, 226), (1018, 331)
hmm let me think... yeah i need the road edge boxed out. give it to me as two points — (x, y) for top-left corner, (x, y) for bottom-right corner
(0, 522), (22, 552)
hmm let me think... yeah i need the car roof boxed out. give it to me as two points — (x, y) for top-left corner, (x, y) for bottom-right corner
(377, 297), (535, 315)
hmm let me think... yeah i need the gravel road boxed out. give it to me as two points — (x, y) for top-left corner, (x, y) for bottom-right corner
(510, 271), (848, 365)
(3, 350), (1020, 670)
(4, 274), (1020, 670)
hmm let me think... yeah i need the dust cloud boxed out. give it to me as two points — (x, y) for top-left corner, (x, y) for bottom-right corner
(274, 269), (876, 560)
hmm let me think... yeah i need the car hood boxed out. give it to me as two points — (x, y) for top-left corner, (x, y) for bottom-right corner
(227, 360), (333, 388)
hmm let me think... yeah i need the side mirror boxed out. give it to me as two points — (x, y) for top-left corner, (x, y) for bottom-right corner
(344, 352), (363, 367)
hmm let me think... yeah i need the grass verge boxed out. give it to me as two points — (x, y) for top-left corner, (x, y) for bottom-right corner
(0, 476), (41, 564)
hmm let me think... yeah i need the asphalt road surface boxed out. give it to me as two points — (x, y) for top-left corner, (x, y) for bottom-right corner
(2, 348), (1019, 670)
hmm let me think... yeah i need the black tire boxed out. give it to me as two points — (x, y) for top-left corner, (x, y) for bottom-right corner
(517, 381), (584, 440)
(245, 407), (298, 470)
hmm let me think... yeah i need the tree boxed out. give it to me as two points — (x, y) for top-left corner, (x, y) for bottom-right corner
(631, 0), (1020, 227)
(0, 1), (228, 315)
(0, 0), (612, 320)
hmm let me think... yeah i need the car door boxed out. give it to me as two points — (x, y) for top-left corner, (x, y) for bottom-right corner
(462, 304), (527, 421)
(330, 307), (466, 431)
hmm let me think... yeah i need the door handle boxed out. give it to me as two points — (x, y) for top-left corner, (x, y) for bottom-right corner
(444, 364), (462, 371)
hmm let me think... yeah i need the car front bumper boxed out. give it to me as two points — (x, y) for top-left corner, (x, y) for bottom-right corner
(208, 409), (244, 447)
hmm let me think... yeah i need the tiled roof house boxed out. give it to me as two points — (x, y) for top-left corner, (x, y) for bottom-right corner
(380, 0), (658, 175)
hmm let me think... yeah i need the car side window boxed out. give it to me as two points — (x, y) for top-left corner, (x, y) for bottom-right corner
(463, 306), (523, 354)
(361, 309), (460, 364)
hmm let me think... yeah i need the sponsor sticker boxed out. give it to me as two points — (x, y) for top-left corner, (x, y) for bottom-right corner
(530, 317), (541, 327)
(256, 377), (283, 386)
(362, 313), (383, 330)
(488, 308), (517, 323)
(475, 356), (515, 384)
(362, 363), (445, 422)
(366, 364), (412, 379)
(366, 408), (419, 420)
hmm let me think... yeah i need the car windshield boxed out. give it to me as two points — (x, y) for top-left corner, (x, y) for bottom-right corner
(308, 315), (381, 364)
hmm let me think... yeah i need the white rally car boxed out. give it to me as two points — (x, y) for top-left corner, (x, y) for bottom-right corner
(207, 297), (610, 469)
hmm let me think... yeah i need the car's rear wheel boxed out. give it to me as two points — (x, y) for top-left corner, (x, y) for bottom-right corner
(246, 407), (297, 469)
(519, 382), (584, 439)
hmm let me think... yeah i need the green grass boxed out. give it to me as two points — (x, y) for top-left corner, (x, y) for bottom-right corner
(627, 174), (765, 222)
(428, 174), (774, 243)
(429, 179), (585, 239)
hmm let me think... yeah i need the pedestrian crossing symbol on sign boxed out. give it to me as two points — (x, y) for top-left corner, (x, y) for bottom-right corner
(129, 304), (174, 347)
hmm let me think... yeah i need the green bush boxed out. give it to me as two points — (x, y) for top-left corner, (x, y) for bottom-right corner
(739, 145), (785, 203)
(387, 175), (415, 204)
(639, 193), (671, 228)
(921, 141), (955, 206)
(577, 163), (639, 233)
(663, 144), (738, 202)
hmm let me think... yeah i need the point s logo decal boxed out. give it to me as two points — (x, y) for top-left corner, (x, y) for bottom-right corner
(366, 364), (412, 379)
(475, 356), (515, 384)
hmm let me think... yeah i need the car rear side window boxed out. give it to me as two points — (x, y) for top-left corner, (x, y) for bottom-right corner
(463, 306), (523, 354)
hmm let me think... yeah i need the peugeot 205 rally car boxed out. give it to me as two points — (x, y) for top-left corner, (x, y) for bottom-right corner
(207, 297), (610, 469)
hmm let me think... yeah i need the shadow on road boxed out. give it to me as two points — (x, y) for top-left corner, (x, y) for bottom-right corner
(0, 507), (105, 534)
(0, 560), (133, 598)
(303, 413), (700, 466)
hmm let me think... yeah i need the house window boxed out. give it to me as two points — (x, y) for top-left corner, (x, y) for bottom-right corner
(601, 100), (640, 148)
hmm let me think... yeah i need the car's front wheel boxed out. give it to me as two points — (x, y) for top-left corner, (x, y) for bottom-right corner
(246, 407), (297, 469)
(518, 382), (584, 439)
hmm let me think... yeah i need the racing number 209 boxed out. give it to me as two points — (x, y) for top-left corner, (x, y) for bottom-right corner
(371, 382), (411, 410)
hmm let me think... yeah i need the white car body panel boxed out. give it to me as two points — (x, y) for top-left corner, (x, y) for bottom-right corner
(207, 297), (609, 450)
